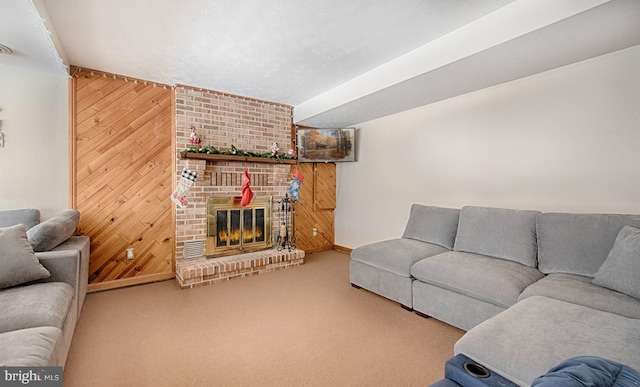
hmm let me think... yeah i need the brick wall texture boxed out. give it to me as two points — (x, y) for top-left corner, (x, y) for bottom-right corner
(175, 86), (293, 260)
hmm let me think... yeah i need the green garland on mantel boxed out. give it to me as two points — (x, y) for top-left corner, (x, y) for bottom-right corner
(183, 144), (296, 162)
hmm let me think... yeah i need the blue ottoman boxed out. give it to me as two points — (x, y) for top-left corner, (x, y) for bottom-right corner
(431, 354), (518, 387)
(430, 378), (461, 387)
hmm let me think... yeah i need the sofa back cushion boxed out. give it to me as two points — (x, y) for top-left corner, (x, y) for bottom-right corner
(27, 210), (80, 252)
(0, 208), (40, 230)
(453, 206), (541, 267)
(402, 204), (460, 249)
(537, 212), (640, 276)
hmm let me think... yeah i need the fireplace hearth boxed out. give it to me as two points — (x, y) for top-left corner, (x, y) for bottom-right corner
(206, 195), (272, 256)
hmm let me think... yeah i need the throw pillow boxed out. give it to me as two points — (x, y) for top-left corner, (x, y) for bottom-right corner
(0, 224), (51, 289)
(27, 209), (80, 252)
(593, 225), (640, 299)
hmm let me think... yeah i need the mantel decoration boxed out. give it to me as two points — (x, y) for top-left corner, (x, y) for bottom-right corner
(189, 126), (202, 147)
(182, 144), (297, 163)
(287, 168), (304, 202)
(171, 168), (198, 208)
(240, 169), (253, 207)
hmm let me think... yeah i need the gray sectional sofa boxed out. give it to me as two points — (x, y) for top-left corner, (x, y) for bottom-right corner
(350, 204), (640, 386)
(0, 208), (89, 367)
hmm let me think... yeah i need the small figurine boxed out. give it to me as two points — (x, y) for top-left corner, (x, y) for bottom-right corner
(189, 126), (201, 145)
(270, 142), (279, 155)
(287, 148), (296, 157)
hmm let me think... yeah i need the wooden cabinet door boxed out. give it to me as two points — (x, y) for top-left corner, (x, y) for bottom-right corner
(314, 163), (336, 211)
(293, 163), (335, 252)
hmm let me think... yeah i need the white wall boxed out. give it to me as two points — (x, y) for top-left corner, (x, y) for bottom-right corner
(335, 45), (640, 249)
(0, 65), (69, 219)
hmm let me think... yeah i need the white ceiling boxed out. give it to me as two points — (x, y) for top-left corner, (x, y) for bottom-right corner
(2, 0), (640, 128)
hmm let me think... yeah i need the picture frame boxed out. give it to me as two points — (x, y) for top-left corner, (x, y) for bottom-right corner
(296, 128), (356, 163)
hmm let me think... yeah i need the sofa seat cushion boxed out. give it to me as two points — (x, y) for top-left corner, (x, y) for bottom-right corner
(411, 251), (544, 309)
(0, 282), (74, 333)
(519, 273), (640, 319)
(0, 326), (61, 366)
(453, 206), (540, 267)
(455, 296), (640, 387)
(351, 238), (448, 277)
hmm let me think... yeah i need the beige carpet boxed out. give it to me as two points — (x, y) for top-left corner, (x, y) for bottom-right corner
(63, 250), (464, 386)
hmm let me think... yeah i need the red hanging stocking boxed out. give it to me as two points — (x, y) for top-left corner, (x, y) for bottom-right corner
(241, 169), (254, 207)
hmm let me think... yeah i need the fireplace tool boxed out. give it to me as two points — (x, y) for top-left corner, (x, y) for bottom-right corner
(276, 193), (296, 251)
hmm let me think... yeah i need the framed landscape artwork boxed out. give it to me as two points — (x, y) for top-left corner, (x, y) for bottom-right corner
(297, 128), (356, 163)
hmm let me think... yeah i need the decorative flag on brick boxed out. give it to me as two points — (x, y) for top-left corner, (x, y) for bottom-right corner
(241, 169), (254, 207)
(288, 169), (304, 201)
(171, 168), (198, 208)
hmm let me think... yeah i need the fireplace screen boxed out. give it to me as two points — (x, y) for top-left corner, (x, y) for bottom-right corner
(206, 196), (272, 256)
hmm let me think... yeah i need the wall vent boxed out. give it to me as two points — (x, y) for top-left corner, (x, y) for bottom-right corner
(184, 240), (204, 259)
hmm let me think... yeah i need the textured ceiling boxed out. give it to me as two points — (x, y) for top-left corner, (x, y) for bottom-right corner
(297, 0), (640, 127)
(2, 0), (639, 128)
(0, 0), (67, 75)
(41, 0), (515, 104)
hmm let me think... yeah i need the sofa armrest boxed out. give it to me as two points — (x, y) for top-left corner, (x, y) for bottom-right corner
(34, 236), (90, 317)
(35, 250), (80, 288)
(52, 236), (90, 311)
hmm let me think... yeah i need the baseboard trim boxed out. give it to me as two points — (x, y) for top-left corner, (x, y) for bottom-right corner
(87, 272), (175, 293)
(333, 245), (352, 254)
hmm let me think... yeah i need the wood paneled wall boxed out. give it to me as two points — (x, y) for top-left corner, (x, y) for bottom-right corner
(70, 68), (175, 292)
(293, 162), (336, 252)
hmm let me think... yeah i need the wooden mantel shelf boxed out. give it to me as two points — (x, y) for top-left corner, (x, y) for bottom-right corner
(180, 151), (297, 165)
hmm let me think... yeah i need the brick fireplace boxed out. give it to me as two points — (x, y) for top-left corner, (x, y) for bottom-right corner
(174, 86), (304, 288)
